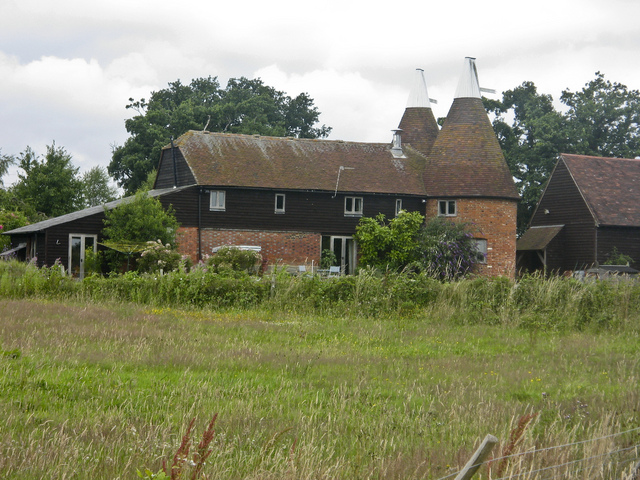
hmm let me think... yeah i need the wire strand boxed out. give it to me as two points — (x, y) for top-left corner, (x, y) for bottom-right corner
(434, 426), (640, 480)
(491, 443), (640, 480)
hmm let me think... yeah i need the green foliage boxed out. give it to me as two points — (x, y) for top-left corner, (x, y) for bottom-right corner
(102, 192), (179, 273)
(413, 217), (482, 280)
(603, 247), (634, 266)
(487, 72), (640, 233)
(78, 166), (119, 208)
(354, 211), (424, 271)
(485, 82), (568, 234)
(561, 72), (640, 158)
(0, 209), (29, 250)
(109, 76), (332, 194)
(137, 240), (188, 274)
(205, 247), (262, 275)
(0, 148), (15, 187)
(320, 249), (337, 269)
(103, 192), (179, 246)
(12, 143), (81, 218)
(354, 212), (480, 280)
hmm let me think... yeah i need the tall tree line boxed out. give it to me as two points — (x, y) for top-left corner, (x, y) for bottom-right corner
(484, 72), (640, 233)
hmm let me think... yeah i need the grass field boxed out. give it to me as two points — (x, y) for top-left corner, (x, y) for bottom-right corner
(1, 297), (639, 479)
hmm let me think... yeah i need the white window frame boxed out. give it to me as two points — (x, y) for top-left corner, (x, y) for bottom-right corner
(209, 190), (226, 211)
(473, 239), (488, 264)
(395, 199), (403, 216)
(438, 199), (456, 217)
(275, 193), (285, 214)
(344, 196), (363, 216)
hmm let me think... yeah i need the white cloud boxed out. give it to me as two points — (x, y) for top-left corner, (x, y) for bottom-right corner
(2, 0), (640, 188)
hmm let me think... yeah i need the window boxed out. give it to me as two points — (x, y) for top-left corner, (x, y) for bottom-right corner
(395, 199), (403, 216)
(438, 199), (456, 216)
(275, 194), (285, 213)
(344, 196), (363, 216)
(209, 190), (225, 211)
(473, 239), (487, 264)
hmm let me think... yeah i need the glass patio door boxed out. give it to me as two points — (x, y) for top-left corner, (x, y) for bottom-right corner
(323, 236), (356, 275)
(69, 234), (96, 279)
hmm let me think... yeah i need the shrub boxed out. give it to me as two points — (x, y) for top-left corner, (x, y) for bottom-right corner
(136, 240), (186, 274)
(205, 247), (262, 275)
(0, 209), (29, 250)
(413, 217), (483, 280)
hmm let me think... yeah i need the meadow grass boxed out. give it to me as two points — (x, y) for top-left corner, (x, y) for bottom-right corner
(1, 296), (639, 479)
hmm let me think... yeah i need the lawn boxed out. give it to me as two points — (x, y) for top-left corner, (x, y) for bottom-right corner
(1, 298), (638, 479)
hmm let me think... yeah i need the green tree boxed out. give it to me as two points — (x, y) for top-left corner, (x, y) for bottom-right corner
(561, 72), (640, 158)
(485, 82), (569, 233)
(102, 192), (180, 272)
(354, 212), (424, 271)
(109, 76), (332, 194)
(0, 209), (29, 250)
(78, 166), (119, 208)
(103, 192), (178, 246)
(0, 149), (14, 187)
(12, 143), (81, 218)
(487, 72), (640, 233)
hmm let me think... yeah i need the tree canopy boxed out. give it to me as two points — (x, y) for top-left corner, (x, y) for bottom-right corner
(109, 76), (332, 194)
(486, 72), (640, 233)
(78, 166), (118, 209)
(12, 144), (81, 218)
(102, 192), (178, 247)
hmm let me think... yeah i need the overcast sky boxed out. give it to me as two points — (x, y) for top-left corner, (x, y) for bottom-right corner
(2, 0), (640, 186)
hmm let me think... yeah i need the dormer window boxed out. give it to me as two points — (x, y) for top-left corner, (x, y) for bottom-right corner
(438, 200), (456, 217)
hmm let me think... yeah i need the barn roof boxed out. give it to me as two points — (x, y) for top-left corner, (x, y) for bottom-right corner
(561, 153), (640, 227)
(171, 131), (428, 196)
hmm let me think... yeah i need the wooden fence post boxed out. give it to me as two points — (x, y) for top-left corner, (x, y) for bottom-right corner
(454, 434), (499, 480)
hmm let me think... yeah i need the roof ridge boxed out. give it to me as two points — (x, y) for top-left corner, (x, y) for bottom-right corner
(182, 130), (391, 147)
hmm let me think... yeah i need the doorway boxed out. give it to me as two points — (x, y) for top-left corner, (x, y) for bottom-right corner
(69, 234), (97, 279)
(322, 236), (356, 275)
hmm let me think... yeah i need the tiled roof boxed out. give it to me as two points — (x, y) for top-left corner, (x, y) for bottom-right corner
(172, 131), (427, 196)
(561, 153), (640, 227)
(397, 107), (439, 156)
(517, 225), (564, 251)
(423, 97), (519, 199)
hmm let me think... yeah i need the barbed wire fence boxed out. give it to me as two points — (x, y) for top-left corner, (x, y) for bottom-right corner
(436, 426), (640, 480)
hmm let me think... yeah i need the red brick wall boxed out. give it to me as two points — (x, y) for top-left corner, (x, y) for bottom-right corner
(425, 198), (518, 278)
(176, 227), (321, 266)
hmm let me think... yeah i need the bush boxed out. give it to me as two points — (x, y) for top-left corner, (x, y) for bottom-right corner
(0, 210), (29, 251)
(205, 247), (262, 275)
(136, 240), (188, 274)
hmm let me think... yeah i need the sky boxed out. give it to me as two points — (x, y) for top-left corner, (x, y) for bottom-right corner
(2, 0), (640, 186)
